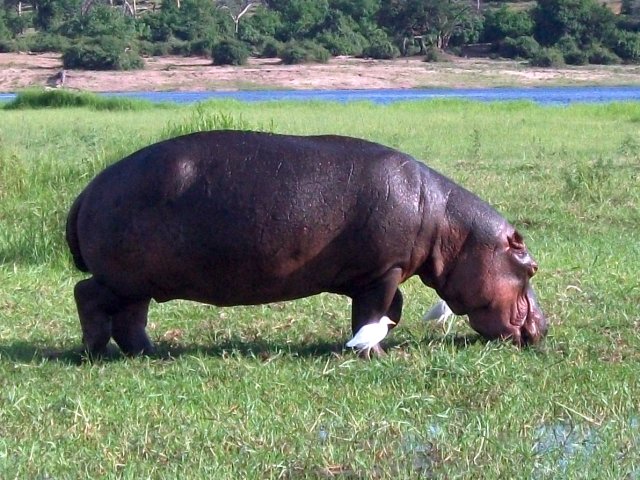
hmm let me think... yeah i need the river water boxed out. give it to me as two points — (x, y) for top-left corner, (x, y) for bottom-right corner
(2, 86), (640, 105)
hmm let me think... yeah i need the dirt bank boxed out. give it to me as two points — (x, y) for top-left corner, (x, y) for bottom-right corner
(1, 52), (640, 93)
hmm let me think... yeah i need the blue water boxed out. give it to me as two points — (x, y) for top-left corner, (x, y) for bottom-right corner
(2, 86), (640, 105)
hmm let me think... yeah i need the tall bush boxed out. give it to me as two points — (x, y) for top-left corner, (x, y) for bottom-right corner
(483, 6), (534, 42)
(62, 36), (144, 70)
(212, 39), (250, 65)
(362, 29), (398, 59)
(280, 40), (330, 64)
(612, 30), (640, 62)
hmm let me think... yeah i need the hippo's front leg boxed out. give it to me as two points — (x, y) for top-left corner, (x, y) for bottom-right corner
(350, 267), (404, 358)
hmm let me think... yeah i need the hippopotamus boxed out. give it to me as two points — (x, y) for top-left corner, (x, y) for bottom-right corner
(66, 130), (547, 357)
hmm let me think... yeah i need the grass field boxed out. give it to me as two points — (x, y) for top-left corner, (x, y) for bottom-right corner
(1, 94), (639, 478)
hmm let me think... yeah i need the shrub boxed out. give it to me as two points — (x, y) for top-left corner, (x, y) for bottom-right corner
(62, 37), (144, 71)
(556, 36), (588, 65)
(190, 36), (217, 57)
(423, 46), (445, 62)
(529, 47), (565, 67)
(316, 30), (366, 56)
(280, 41), (330, 64)
(0, 11), (10, 41)
(483, 6), (534, 42)
(25, 33), (70, 53)
(4, 89), (156, 111)
(612, 30), (640, 63)
(498, 36), (540, 59)
(212, 39), (250, 66)
(168, 38), (191, 56)
(362, 34), (399, 60)
(587, 44), (621, 64)
(260, 38), (282, 58)
(0, 37), (27, 53)
(0, 38), (17, 53)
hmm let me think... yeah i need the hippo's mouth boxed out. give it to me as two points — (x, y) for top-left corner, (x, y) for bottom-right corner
(516, 287), (547, 345)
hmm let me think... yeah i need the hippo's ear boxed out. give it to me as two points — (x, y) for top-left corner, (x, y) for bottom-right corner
(508, 231), (525, 250)
(508, 231), (538, 277)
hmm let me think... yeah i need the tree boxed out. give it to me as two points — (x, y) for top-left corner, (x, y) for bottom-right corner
(533, 0), (617, 47)
(264, 0), (329, 41)
(482, 6), (534, 43)
(217, 0), (258, 34)
(32, 0), (82, 31)
(379, 0), (478, 50)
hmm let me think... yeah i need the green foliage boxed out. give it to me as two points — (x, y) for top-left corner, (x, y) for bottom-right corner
(62, 36), (144, 71)
(160, 105), (274, 140)
(268, 0), (330, 41)
(138, 0), (232, 52)
(190, 36), (218, 57)
(25, 32), (70, 53)
(498, 35), (541, 59)
(59, 4), (136, 40)
(378, 0), (478, 50)
(482, 6), (534, 43)
(0, 9), (10, 40)
(423, 46), (445, 62)
(562, 157), (613, 202)
(529, 46), (565, 67)
(557, 35), (588, 64)
(533, 0), (617, 47)
(280, 40), (330, 64)
(239, 5), (283, 42)
(0, 36), (27, 52)
(3, 7), (31, 35)
(260, 38), (283, 58)
(3, 89), (159, 111)
(32, 0), (82, 32)
(586, 44), (621, 64)
(212, 38), (251, 66)
(611, 30), (640, 62)
(362, 29), (399, 59)
(1, 102), (640, 478)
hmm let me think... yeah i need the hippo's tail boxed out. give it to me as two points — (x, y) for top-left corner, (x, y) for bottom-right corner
(65, 192), (89, 272)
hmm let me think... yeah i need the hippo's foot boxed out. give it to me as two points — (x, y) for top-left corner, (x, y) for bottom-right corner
(74, 278), (153, 358)
(111, 299), (154, 356)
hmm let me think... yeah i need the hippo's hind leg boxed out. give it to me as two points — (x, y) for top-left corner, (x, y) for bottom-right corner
(74, 277), (153, 357)
(74, 278), (116, 357)
(350, 267), (404, 358)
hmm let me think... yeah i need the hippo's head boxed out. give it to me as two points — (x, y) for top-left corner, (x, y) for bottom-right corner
(435, 226), (547, 346)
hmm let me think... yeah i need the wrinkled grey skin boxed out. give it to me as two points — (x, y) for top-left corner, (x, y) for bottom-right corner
(66, 131), (547, 357)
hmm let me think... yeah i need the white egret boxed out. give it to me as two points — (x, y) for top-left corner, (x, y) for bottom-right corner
(422, 300), (453, 323)
(346, 316), (395, 356)
(423, 299), (455, 335)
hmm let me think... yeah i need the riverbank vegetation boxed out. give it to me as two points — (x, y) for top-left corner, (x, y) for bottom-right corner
(1, 0), (640, 71)
(1, 97), (639, 476)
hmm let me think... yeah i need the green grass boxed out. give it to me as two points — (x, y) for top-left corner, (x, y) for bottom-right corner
(1, 98), (639, 478)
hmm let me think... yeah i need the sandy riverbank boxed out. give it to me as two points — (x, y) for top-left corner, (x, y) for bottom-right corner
(1, 52), (640, 93)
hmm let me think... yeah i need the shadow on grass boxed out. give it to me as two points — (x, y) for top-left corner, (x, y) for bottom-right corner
(0, 334), (487, 365)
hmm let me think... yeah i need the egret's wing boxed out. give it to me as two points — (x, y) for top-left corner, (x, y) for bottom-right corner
(346, 320), (390, 349)
(346, 325), (370, 348)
